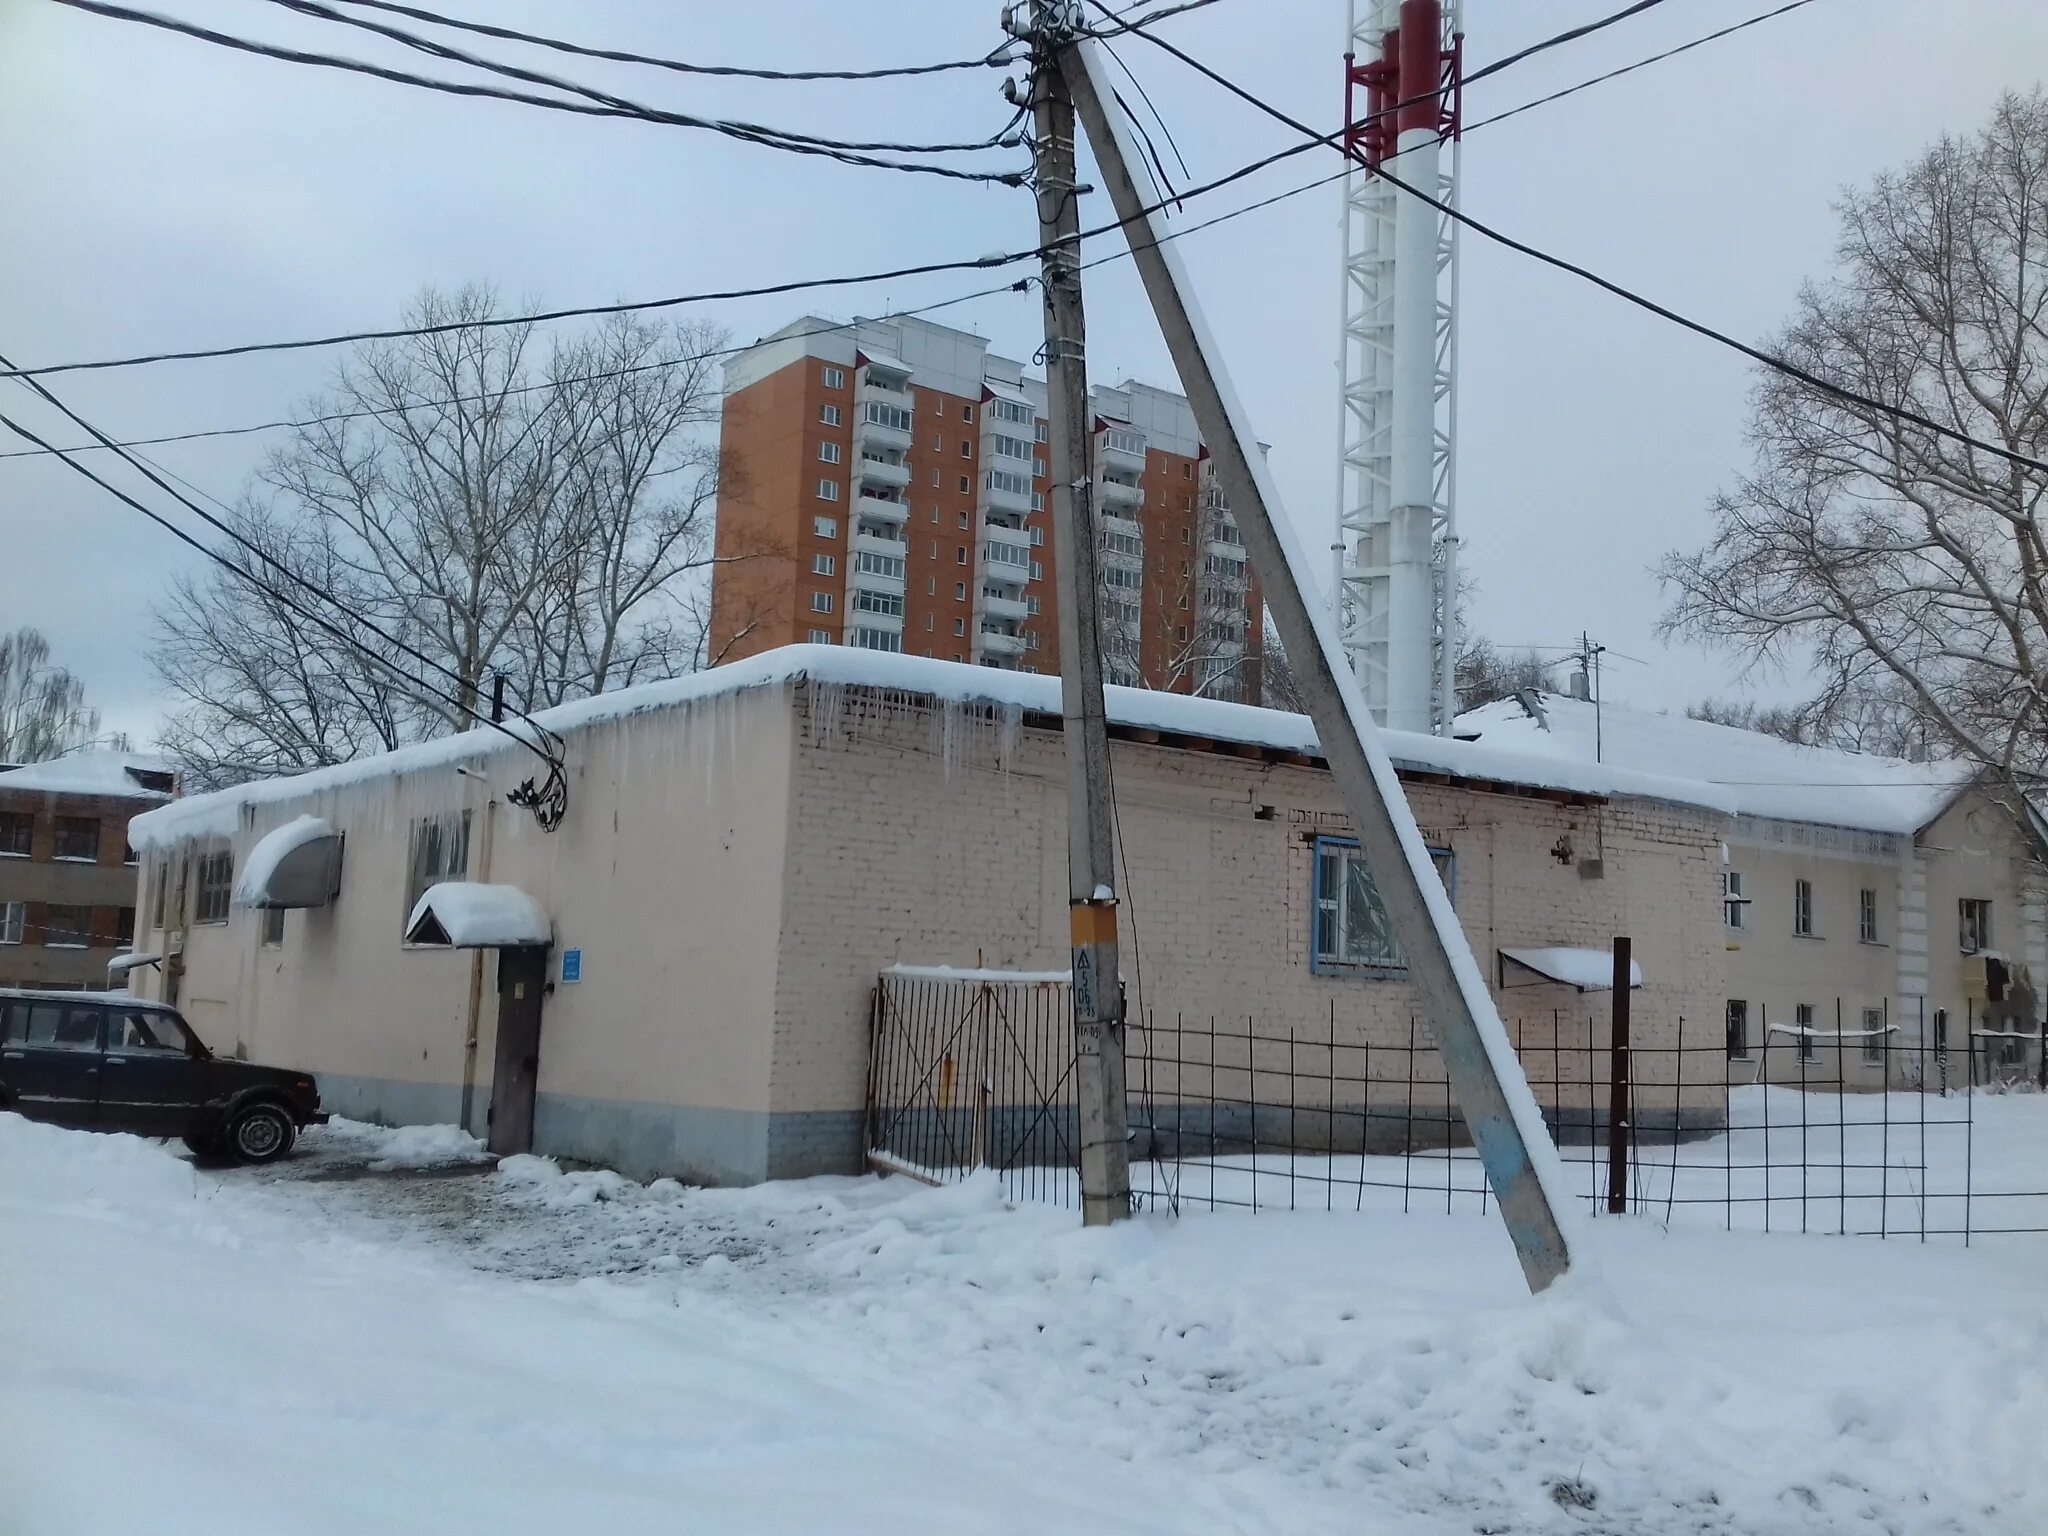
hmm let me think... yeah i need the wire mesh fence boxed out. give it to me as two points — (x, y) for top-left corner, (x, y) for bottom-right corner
(866, 971), (2048, 1243)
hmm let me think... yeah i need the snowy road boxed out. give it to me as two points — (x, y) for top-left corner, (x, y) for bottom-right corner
(4, 1112), (2046, 1535)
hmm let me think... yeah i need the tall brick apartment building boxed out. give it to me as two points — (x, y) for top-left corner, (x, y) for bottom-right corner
(708, 314), (1263, 701)
(0, 751), (173, 990)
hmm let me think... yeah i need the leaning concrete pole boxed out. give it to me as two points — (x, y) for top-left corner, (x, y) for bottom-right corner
(1025, 0), (1131, 1226)
(1058, 31), (1573, 1290)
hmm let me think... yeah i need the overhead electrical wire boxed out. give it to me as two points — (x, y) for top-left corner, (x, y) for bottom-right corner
(0, 354), (572, 821)
(0, 156), (1358, 465)
(318, 0), (1023, 82)
(258, 0), (1027, 158)
(48, 0), (1024, 182)
(1108, 10), (2048, 478)
(1464, 0), (1825, 133)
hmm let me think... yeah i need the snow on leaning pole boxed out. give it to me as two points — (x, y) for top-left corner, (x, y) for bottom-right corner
(1054, 23), (1580, 1292)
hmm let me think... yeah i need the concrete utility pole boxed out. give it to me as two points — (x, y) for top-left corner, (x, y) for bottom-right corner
(1057, 31), (1572, 1289)
(1019, 0), (1130, 1227)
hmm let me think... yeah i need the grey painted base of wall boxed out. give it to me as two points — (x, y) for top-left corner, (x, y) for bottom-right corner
(316, 1072), (465, 1132)
(308, 1074), (868, 1187)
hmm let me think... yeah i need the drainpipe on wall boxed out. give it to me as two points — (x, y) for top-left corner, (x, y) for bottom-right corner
(458, 793), (498, 1137)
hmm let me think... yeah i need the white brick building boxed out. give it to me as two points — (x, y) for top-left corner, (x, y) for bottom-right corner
(126, 649), (1732, 1184)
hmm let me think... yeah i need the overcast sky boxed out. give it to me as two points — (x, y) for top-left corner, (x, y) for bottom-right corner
(3, 0), (2045, 746)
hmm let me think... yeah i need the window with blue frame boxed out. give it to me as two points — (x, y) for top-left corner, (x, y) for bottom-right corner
(1312, 836), (1454, 974)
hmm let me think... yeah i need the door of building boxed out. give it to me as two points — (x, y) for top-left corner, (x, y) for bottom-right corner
(489, 945), (547, 1156)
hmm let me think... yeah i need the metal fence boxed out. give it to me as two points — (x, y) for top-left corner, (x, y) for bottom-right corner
(865, 971), (2048, 1243)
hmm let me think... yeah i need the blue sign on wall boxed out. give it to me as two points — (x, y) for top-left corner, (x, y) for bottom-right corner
(561, 948), (583, 984)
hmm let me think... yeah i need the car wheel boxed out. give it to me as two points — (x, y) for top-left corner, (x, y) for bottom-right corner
(181, 1133), (226, 1159)
(228, 1104), (297, 1164)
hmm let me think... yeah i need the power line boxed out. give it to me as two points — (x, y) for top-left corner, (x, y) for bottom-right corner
(0, 116), (1341, 385)
(0, 156), (1354, 465)
(1110, 14), (2048, 479)
(0, 355), (572, 819)
(259, 0), (1027, 159)
(49, 0), (1024, 183)
(1464, 0), (1674, 86)
(1465, 0), (1825, 133)
(319, 0), (1022, 82)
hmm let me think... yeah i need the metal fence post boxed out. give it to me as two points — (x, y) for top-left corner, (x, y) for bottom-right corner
(1606, 937), (1632, 1215)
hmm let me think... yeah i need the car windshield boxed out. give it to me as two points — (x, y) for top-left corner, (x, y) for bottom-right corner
(109, 1009), (195, 1054)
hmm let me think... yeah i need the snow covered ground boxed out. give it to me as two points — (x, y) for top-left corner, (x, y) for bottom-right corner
(4, 1109), (2046, 1535)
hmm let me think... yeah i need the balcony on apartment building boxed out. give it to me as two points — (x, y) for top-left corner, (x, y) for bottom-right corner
(1096, 425), (1146, 477)
(856, 357), (913, 410)
(1097, 514), (1144, 569)
(855, 449), (912, 492)
(856, 397), (913, 453)
(979, 465), (1032, 518)
(979, 529), (1032, 587)
(850, 533), (909, 595)
(1095, 474), (1143, 514)
(855, 484), (910, 523)
(974, 585), (1029, 623)
(848, 590), (907, 634)
(977, 623), (1027, 659)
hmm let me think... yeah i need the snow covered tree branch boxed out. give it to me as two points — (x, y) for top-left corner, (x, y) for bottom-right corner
(1661, 91), (2048, 780)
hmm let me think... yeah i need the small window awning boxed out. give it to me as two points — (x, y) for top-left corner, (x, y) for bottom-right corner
(1498, 946), (1643, 992)
(107, 952), (163, 979)
(405, 883), (552, 949)
(234, 815), (343, 909)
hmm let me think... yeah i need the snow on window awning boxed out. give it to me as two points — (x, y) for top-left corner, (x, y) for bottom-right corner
(857, 349), (912, 379)
(106, 951), (163, 979)
(234, 815), (343, 909)
(1498, 946), (1642, 992)
(405, 883), (552, 949)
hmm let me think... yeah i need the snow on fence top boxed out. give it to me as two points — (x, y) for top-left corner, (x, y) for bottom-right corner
(130, 646), (1737, 849)
(1456, 690), (1982, 836)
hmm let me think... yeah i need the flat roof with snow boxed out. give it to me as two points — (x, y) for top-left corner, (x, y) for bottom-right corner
(129, 647), (1740, 850)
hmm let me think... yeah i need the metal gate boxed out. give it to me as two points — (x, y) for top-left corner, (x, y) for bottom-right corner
(865, 967), (1077, 1203)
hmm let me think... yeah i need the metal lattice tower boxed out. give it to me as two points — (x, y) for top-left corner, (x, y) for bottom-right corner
(1334, 0), (1461, 734)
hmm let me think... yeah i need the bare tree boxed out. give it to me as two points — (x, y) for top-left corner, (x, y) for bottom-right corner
(0, 628), (104, 762)
(1455, 636), (1553, 714)
(153, 287), (760, 781)
(1661, 91), (2048, 785)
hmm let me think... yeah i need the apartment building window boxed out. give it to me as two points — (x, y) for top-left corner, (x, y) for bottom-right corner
(852, 589), (903, 618)
(1030, 560), (1044, 581)
(1859, 888), (1879, 944)
(1182, 462), (1192, 478)
(926, 577), (936, 596)
(953, 618), (966, 637)
(990, 432), (1032, 462)
(1034, 457), (1046, 477)
(52, 817), (99, 862)
(865, 401), (912, 433)
(851, 627), (903, 653)
(956, 546), (968, 565)
(0, 902), (22, 945)
(810, 592), (835, 614)
(1793, 878), (1814, 937)
(985, 467), (1029, 498)
(961, 404), (974, 422)
(1180, 527), (1191, 543)
(261, 906), (284, 948)
(822, 366), (844, 389)
(1030, 527), (1044, 546)
(1026, 632), (1040, 651)
(1027, 596), (1042, 615)
(931, 469), (941, 488)
(929, 506), (940, 524)
(955, 581), (967, 600)
(817, 478), (840, 502)
(0, 811), (30, 857)
(44, 904), (94, 949)
(1726, 1000), (1749, 1060)
(818, 441), (842, 464)
(958, 475), (971, 494)
(123, 841), (138, 866)
(812, 553), (836, 576)
(404, 812), (471, 930)
(989, 397), (1031, 426)
(958, 512), (970, 530)
(820, 403), (842, 426)
(1312, 837), (1453, 974)
(933, 435), (945, 452)
(1723, 870), (1749, 931)
(1960, 898), (1993, 954)
(195, 850), (233, 925)
(1031, 492), (1044, 512)
(1862, 1006), (1887, 1066)
(1794, 1003), (1816, 1062)
(814, 515), (838, 538)
(925, 614), (935, 631)
(808, 629), (834, 645)
(1035, 420), (1049, 443)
